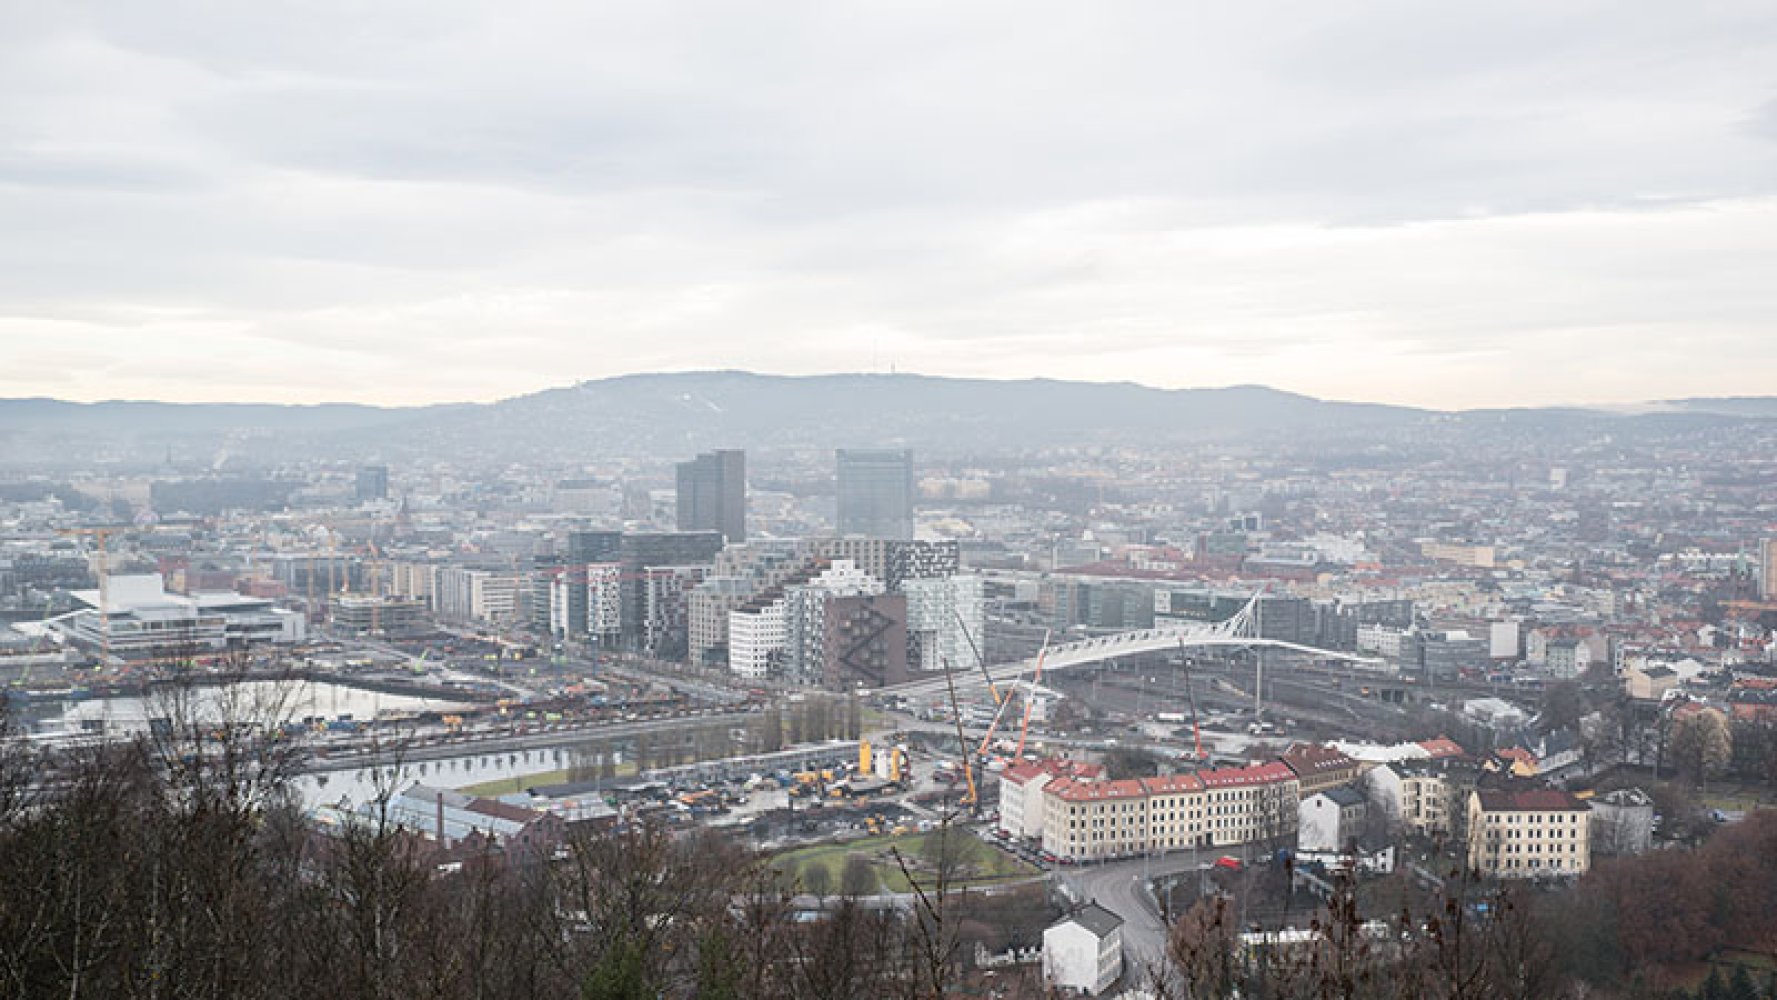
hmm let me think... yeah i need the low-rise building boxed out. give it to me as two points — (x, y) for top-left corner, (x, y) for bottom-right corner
(1625, 663), (1678, 701)
(1043, 903), (1124, 996)
(1589, 788), (1655, 856)
(1297, 786), (1368, 853)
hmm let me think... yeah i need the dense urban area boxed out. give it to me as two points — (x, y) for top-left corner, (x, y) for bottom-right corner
(3, 378), (1777, 999)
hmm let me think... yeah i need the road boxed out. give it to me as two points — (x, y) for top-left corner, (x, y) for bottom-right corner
(1057, 851), (1213, 968)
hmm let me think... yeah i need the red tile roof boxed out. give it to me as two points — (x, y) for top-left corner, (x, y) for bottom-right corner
(1475, 788), (1587, 812)
(1280, 743), (1357, 776)
(1417, 738), (1466, 759)
(1005, 758), (1105, 785)
(1198, 762), (1297, 787)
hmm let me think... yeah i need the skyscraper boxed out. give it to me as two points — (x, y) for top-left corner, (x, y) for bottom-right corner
(675, 449), (746, 542)
(836, 448), (914, 540)
(355, 465), (389, 504)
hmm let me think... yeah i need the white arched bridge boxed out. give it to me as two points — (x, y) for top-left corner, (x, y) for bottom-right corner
(882, 593), (1384, 700)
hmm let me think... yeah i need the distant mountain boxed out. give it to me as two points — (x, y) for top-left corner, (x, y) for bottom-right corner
(0, 373), (1769, 470)
(1658, 396), (1777, 418)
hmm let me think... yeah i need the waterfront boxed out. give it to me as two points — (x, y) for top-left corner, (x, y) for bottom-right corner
(297, 745), (578, 809)
(14, 677), (475, 737)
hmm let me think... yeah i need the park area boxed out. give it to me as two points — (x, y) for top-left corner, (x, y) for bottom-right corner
(772, 829), (1038, 896)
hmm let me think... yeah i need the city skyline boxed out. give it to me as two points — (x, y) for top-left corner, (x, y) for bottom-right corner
(4, 3), (1776, 409)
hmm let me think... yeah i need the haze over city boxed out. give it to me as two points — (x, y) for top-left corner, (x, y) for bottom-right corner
(5, 5), (1777, 1000)
(5, 2), (1777, 408)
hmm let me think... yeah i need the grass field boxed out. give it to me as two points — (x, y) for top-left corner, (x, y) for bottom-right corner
(772, 830), (1037, 895)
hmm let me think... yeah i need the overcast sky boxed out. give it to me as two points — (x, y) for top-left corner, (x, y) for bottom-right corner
(3, 2), (1775, 409)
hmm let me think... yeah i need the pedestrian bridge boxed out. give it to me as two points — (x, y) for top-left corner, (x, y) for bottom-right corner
(880, 594), (1383, 700)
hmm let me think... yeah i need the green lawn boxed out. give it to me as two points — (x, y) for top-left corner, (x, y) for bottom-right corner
(772, 830), (1037, 896)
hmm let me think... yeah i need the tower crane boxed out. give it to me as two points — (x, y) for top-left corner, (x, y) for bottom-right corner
(57, 525), (126, 668)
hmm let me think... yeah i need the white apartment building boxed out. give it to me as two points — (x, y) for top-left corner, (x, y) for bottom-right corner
(999, 759), (1104, 840)
(728, 600), (786, 680)
(728, 560), (883, 681)
(434, 567), (523, 624)
(902, 574), (985, 673)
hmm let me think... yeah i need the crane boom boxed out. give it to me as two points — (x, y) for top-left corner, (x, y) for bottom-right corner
(953, 608), (999, 704)
(977, 628), (1048, 758)
(1179, 639), (1204, 761)
(1013, 630), (1052, 759)
(940, 656), (979, 810)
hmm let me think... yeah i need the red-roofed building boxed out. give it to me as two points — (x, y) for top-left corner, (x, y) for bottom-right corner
(998, 758), (1105, 839)
(1466, 787), (1590, 878)
(1039, 761), (1298, 860)
(1416, 737), (1466, 760)
(1279, 743), (1361, 798)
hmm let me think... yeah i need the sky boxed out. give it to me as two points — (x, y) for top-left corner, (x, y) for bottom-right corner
(2, 2), (1775, 410)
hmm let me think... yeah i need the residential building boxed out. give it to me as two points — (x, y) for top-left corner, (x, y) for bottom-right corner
(434, 567), (523, 624)
(836, 448), (914, 540)
(1625, 662), (1678, 701)
(1044, 904), (1124, 996)
(1466, 788), (1591, 879)
(901, 573), (985, 673)
(1039, 762), (1299, 861)
(998, 759), (1104, 840)
(639, 565), (705, 659)
(1279, 743), (1361, 799)
(1590, 788), (1655, 855)
(729, 559), (884, 682)
(814, 537), (958, 589)
(675, 449), (746, 542)
(820, 593), (909, 689)
(1419, 542), (1496, 568)
(1546, 638), (1590, 678)
(1297, 787), (1368, 853)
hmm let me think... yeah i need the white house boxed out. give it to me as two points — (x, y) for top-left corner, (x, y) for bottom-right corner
(1044, 903), (1124, 996)
(1297, 787), (1368, 854)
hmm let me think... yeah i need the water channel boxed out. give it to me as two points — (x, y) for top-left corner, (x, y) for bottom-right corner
(9, 678), (590, 809)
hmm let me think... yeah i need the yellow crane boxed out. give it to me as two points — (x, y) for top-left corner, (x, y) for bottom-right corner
(57, 525), (127, 667)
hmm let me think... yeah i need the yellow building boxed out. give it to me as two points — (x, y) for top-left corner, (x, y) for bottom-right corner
(1466, 789), (1590, 879)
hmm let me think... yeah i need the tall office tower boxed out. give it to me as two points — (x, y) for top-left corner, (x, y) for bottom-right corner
(355, 465), (390, 504)
(1763, 537), (1777, 601)
(836, 448), (914, 540)
(675, 450), (747, 542)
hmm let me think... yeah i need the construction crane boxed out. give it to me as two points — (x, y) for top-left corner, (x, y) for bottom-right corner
(1179, 639), (1205, 762)
(57, 525), (127, 668)
(939, 655), (980, 811)
(976, 629), (1048, 759)
(954, 608), (1000, 704)
(1012, 630), (1052, 760)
